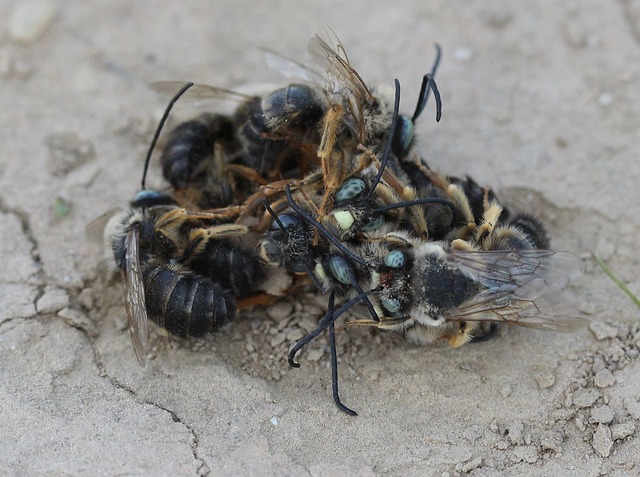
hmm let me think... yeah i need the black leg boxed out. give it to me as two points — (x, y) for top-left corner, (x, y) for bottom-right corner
(470, 323), (499, 343)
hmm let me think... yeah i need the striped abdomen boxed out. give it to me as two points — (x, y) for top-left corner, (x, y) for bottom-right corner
(143, 264), (236, 337)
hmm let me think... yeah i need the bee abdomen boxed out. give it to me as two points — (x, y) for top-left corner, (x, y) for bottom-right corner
(191, 241), (264, 297)
(144, 265), (236, 337)
(508, 213), (550, 249)
(160, 114), (237, 189)
(236, 85), (324, 176)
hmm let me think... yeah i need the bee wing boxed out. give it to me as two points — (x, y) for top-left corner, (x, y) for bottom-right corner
(307, 31), (372, 102)
(262, 48), (321, 83)
(150, 81), (254, 104)
(307, 31), (375, 142)
(85, 208), (120, 243)
(124, 228), (149, 366)
(445, 249), (585, 331)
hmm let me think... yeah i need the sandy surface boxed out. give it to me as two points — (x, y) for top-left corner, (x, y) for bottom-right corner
(1, 1), (639, 476)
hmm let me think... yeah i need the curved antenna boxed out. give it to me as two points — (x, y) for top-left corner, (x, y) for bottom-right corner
(262, 198), (288, 235)
(288, 287), (378, 415)
(372, 196), (454, 214)
(141, 82), (194, 190)
(412, 44), (442, 123)
(288, 288), (377, 368)
(372, 196), (459, 231)
(364, 78), (401, 203)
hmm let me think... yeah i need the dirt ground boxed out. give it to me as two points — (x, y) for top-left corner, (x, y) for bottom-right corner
(1, 1), (639, 476)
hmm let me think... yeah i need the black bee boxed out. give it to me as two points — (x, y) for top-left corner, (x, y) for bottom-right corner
(98, 83), (264, 365)
(154, 30), (443, 215)
(156, 83), (326, 210)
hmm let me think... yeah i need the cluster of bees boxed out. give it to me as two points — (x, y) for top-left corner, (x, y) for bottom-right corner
(98, 32), (582, 415)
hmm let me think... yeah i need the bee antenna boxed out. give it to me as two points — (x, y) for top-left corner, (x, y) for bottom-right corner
(372, 196), (459, 227)
(289, 288), (378, 416)
(411, 44), (443, 123)
(364, 78), (401, 203)
(284, 185), (368, 267)
(141, 82), (194, 190)
(261, 198), (289, 238)
(288, 288), (377, 368)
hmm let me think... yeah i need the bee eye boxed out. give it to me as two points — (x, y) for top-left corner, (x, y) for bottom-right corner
(328, 255), (352, 285)
(132, 190), (176, 207)
(391, 115), (414, 158)
(270, 213), (299, 231)
(335, 178), (366, 202)
(384, 250), (406, 268)
(381, 298), (402, 313)
(361, 215), (384, 232)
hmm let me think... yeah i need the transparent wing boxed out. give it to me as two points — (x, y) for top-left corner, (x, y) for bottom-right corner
(150, 81), (254, 103)
(124, 228), (149, 366)
(307, 30), (372, 103)
(262, 48), (321, 83)
(85, 208), (120, 243)
(445, 249), (585, 331)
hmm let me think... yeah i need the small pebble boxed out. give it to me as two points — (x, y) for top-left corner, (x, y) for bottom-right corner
(623, 397), (640, 420)
(58, 307), (97, 337)
(511, 445), (538, 464)
(36, 287), (69, 314)
(459, 457), (482, 473)
(9, 0), (57, 44)
(506, 421), (524, 445)
(285, 328), (304, 342)
(590, 322), (617, 340)
(266, 302), (293, 322)
(270, 416), (278, 426)
(607, 345), (626, 362)
(535, 370), (556, 389)
(573, 388), (599, 408)
(540, 431), (564, 453)
(269, 333), (286, 347)
(78, 288), (95, 310)
(499, 384), (512, 398)
(610, 422), (635, 440)
(305, 348), (325, 362)
(592, 357), (606, 374)
(594, 369), (615, 388)
(579, 301), (596, 315)
(592, 424), (613, 458)
(590, 405), (615, 424)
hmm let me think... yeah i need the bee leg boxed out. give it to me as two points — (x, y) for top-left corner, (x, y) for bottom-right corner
(474, 202), (503, 244)
(445, 321), (478, 348)
(450, 238), (477, 252)
(447, 184), (476, 239)
(181, 225), (248, 263)
(469, 323), (499, 343)
(223, 163), (269, 186)
(288, 291), (337, 368)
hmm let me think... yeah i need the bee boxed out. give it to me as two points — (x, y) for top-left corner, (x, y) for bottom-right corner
(348, 219), (582, 349)
(156, 82), (326, 210)
(285, 31), (443, 216)
(275, 172), (583, 415)
(155, 29), (443, 217)
(97, 83), (265, 365)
